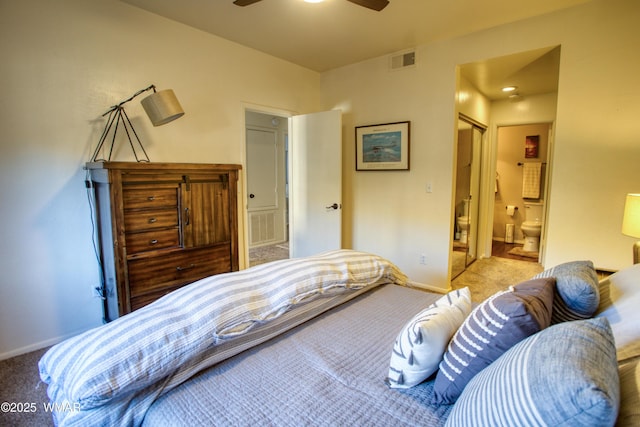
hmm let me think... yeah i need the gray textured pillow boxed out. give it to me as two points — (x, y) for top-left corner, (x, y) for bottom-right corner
(534, 260), (599, 323)
(432, 277), (555, 404)
(446, 317), (620, 427)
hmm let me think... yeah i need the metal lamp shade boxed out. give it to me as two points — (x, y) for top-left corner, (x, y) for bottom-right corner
(141, 89), (184, 126)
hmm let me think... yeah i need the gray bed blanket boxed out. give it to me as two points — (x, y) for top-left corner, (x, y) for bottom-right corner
(143, 284), (453, 426)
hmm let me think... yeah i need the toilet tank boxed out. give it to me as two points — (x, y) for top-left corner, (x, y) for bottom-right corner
(524, 201), (544, 222)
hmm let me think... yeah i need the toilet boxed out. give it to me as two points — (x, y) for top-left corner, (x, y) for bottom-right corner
(456, 199), (470, 244)
(521, 201), (544, 252)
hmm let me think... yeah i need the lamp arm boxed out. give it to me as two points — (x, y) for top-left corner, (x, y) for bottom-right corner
(102, 84), (156, 117)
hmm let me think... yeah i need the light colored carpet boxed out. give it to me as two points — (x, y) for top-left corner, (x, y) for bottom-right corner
(0, 346), (52, 426)
(451, 256), (543, 303)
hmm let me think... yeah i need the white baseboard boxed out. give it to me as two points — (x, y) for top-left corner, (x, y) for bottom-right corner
(405, 280), (448, 294)
(0, 328), (89, 361)
(492, 237), (525, 244)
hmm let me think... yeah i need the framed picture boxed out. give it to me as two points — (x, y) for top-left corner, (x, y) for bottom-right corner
(525, 135), (539, 158)
(355, 121), (410, 170)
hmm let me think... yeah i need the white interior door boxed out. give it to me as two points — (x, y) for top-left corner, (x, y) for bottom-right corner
(247, 128), (277, 211)
(290, 110), (342, 258)
(246, 127), (281, 247)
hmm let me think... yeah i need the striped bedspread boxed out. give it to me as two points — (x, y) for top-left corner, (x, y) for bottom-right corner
(38, 250), (408, 426)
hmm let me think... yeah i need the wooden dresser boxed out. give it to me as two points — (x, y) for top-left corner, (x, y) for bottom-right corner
(86, 162), (241, 321)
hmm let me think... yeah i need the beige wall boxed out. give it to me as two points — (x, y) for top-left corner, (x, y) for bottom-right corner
(2, 0), (640, 358)
(323, 0), (640, 288)
(0, 0), (321, 358)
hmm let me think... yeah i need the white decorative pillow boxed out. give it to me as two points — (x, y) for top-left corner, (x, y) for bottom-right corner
(386, 287), (472, 388)
(617, 357), (640, 426)
(596, 263), (640, 362)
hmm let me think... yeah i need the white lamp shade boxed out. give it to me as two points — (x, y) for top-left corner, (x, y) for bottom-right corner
(622, 193), (640, 238)
(141, 89), (184, 126)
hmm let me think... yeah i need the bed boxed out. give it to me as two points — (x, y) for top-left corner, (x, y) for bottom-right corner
(39, 250), (640, 426)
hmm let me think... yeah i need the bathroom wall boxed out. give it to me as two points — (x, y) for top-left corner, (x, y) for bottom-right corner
(494, 123), (550, 242)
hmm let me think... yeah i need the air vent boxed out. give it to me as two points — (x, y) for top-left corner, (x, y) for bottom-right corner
(390, 51), (416, 70)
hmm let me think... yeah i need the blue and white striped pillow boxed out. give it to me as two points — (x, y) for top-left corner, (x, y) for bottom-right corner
(446, 317), (620, 427)
(432, 277), (555, 404)
(534, 260), (600, 324)
(387, 287), (471, 388)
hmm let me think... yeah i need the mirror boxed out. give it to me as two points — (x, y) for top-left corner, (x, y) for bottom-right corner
(452, 116), (484, 278)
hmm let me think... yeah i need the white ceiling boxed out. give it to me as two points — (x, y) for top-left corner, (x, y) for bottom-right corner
(121, 0), (586, 98)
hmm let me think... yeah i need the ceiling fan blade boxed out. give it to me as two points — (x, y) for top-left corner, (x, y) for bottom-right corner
(233, 0), (263, 6)
(346, 0), (389, 11)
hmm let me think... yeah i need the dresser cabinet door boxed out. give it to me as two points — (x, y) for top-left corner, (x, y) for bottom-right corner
(181, 175), (231, 248)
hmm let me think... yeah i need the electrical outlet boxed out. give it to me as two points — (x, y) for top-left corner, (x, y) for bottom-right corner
(420, 254), (427, 265)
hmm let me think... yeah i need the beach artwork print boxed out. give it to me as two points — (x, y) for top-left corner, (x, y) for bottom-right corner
(355, 121), (410, 171)
(363, 131), (402, 163)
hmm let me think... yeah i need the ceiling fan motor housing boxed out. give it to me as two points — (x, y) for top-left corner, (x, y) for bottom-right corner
(233, 0), (390, 11)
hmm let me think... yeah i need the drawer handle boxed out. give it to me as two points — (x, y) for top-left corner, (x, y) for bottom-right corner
(148, 196), (156, 201)
(149, 239), (158, 245)
(149, 218), (157, 223)
(176, 264), (196, 272)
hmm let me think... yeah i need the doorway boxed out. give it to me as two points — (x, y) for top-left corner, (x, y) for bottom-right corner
(456, 45), (560, 269)
(244, 108), (343, 266)
(245, 111), (290, 266)
(492, 123), (551, 263)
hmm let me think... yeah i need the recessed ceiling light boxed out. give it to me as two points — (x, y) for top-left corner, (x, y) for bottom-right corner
(304, 0), (324, 3)
(502, 86), (518, 92)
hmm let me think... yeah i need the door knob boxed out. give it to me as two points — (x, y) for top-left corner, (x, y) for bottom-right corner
(326, 203), (341, 210)
(249, 193), (255, 199)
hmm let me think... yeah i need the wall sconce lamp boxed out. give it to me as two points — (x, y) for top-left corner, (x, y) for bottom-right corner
(90, 85), (184, 162)
(622, 193), (640, 264)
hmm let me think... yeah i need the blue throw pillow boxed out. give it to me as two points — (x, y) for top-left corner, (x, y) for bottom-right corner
(446, 317), (620, 427)
(432, 277), (555, 404)
(534, 260), (599, 324)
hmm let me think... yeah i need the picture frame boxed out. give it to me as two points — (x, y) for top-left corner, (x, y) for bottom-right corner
(525, 135), (539, 158)
(355, 121), (410, 171)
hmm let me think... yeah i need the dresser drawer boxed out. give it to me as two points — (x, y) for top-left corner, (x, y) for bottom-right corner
(124, 209), (178, 232)
(127, 245), (232, 298)
(126, 228), (180, 254)
(130, 285), (183, 311)
(123, 187), (178, 210)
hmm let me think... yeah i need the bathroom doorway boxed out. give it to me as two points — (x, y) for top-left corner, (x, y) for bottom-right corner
(493, 122), (552, 262)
